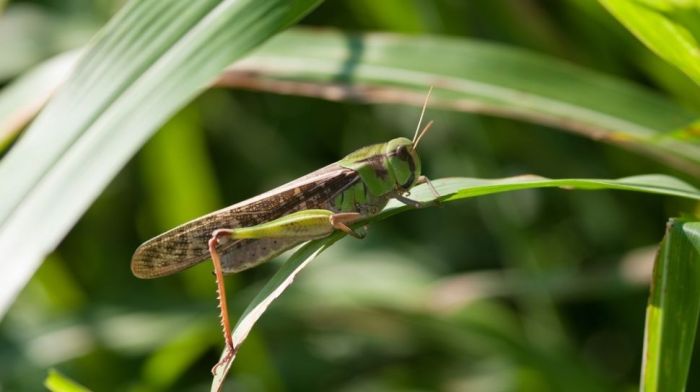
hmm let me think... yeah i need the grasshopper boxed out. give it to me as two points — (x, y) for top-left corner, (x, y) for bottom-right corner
(131, 88), (437, 370)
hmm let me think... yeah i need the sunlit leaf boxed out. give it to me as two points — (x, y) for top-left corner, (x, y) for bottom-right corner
(0, 0), (324, 318)
(601, 0), (700, 86)
(44, 369), (91, 392)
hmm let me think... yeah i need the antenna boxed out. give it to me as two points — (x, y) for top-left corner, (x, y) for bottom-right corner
(412, 86), (433, 150)
(413, 120), (434, 150)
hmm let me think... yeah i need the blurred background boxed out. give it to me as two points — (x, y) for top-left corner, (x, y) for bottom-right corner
(1, 0), (699, 391)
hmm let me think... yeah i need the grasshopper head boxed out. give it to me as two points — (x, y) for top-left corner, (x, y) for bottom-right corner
(386, 86), (434, 191)
(385, 137), (421, 191)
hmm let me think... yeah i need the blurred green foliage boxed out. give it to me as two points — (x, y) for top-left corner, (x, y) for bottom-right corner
(1, 0), (699, 391)
(45, 369), (91, 392)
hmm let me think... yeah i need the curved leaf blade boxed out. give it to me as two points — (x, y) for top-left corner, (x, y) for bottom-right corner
(0, 0), (323, 317)
(642, 219), (700, 392)
(225, 29), (700, 172)
(44, 369), (91, 392)
(4, 28), (699, 171)
(216, 173), (700, 386)
(0, 50), (81, 150)
(384, 174), (700, 212)
(601, 0), (700, 86)
(211, 234), (341, 390)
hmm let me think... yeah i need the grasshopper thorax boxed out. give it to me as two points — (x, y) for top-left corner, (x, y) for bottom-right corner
(385, 137), (421, 191)
(339, 137), (422, 197)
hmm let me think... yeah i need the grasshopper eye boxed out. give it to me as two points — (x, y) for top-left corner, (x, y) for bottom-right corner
(391, 145), (416, 189)
(395, 145), (410, 160)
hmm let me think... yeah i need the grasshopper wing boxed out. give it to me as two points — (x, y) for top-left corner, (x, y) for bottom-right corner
(131, 163), (359, 278)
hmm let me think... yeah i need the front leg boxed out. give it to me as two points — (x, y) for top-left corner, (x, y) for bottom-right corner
(416, 175), (440, 199)
(397, 176), (441, 208)
(395, 194), (427, 209)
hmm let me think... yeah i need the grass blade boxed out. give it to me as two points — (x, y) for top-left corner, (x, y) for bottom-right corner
(0, 50), (81, 151)
(214, 173), (700, 386)
(383, 175), (700, 212)
(4, 28), (699, 171)
(601, 0), (700, 87)
(211, 234), (341, 391)
(44, 369), (91, 392)
(225, 29), (700, 173)
(0, 0), (323, 318)
(641, 220), (700, 392)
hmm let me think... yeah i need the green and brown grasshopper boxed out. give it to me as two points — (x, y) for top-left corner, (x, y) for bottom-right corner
(131, 89), (436, 369)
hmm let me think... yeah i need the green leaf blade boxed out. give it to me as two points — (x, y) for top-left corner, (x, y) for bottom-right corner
(211, 234), (342, 390)
(226, 29), (700, 173)
(0, 0), (323, 317)
(44, 369), (91, 392)
(0, 50), (81, 151)
(642, 219), (700, 392)
(381, 175), (700, 213)
(215, 173), (700, 388)
(235, 29), (698, 136)
(601, 0), (700, 86)
(6, 29), (698, 171)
